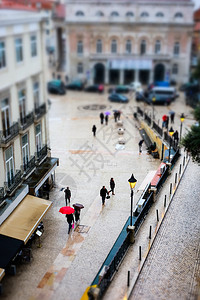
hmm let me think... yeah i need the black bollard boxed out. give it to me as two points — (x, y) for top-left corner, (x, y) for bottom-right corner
(149, 225), (152, 239)
(164, 195), (167, 207)
(179, 164), (182, 176)
(175, 173), (177, 184)
(139, 246), (141, 261)
(127, 270), (130, 287)
(170, 183), (172, 195)
(156, 209), (159, 222)
(183, 156), (185, 167)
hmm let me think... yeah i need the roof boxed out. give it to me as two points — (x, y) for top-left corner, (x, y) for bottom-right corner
(0, 0), (56, 11)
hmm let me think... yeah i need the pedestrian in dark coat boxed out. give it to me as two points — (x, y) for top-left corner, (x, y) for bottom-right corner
(100, 112), (104, 124)
(92, 125), (97, 136)
(170, 111), (175, 123)
(74, 208), (80, 223)
(66, 213), (74, 234)
(105, 115), (108, 125)
(100, 186), (109, 205)
(117, 111), (121, 120)
(173, 130), (179, 146)
(138, 139), (144, 153)
(64, 187), (71, 205)
(165, 116), (169, 129)
(114, 111), (118, 122)
(109, 178), (115, 195)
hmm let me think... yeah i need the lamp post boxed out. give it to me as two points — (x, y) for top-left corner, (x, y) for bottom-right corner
(168, 127), (174, 163)
(152, 95), (156, 120)
(128, 174), (137, 226)
(180, 113), (185, 140)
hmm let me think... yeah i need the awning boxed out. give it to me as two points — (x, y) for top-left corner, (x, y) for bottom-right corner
(0, 195), (52, 244)
(25, 157), (59, 195)
(0, 268), (5, 282)
(137, 171), (157, 191)
(0, 234), (23, 270)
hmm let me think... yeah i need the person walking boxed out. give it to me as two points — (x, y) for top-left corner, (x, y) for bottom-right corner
(170, 111), (175, 123)
(109, 178), (115, 195)
(138, 139), (144, 153)
(92, 125), (97, 137)
(74, 208), (80, 223)
(64, 187), (71, 205)
(117, 110), (121, 120)
(66, 213), (74, 234)
(100, 186), (109, 205)
(100, 112), (104, 124)
(105, 115), (109, 125)
(114, 111), (118, 122)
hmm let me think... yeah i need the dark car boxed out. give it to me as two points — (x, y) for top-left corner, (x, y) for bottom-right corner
(108, 93), (129, 103)
(66, 80), (84, 91)
(135, 91), (147, 102)
(47, 80), (66, 95)
(84, 84), (104, 93)
(108, 85), (130, 94)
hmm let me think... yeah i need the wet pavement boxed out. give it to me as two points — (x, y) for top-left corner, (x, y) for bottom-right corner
(0, 85), (198, 300)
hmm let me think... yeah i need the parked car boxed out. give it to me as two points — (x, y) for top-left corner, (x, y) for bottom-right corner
(66, 80), (84, 91)
(84, 84), (104, 93)
(47, 80), (66, 95)
(135, 91), (147, 102)
(108, 93), (129, 103)
(146, 87), (177, 105)
(129, 81), (142, 91)
(108, 85), (130, 94)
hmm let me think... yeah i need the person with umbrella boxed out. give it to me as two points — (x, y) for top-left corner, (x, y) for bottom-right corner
(59, 206), (75, 234)
(105, 114), (109, 125)
(73, 203), (84, 223)
(66, 213), (74, 234)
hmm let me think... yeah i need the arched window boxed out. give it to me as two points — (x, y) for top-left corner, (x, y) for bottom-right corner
(172, 64), (178, 75)
(141, 12), (149, 17)
(126, 11), (134, 17)
(155, 40), (161, 54)
(96, 11), (104, 17)
(111, 39), (117, 53)
(126, 40), (132, 54)
(111, 11), (119, 17)
(140, 40), (146, 55)
(96, 39), (102, 53)
(76, 11), (84, 16)
(156, 12), (164, 17)
(77, 62), (83, 74)
(174, 42), (180, 56)
(77, 40), (83, 55)
(175, 12), (183, 18)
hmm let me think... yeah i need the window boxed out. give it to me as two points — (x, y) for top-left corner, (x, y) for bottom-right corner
(126, 12), (134, 17)
(5, 146), (14, 186)
(174, 42), (180, 56)
(155, 40), (161, 54)
(76, 11), (84, 16)
(175, 12), (183, 18)
(15, 37), (23, 63)
(172, 64), (178, 74)
(96, 11), (104, 17)
(111, 39), (117, 53)
(140, 40), (146, 55)
(77, 62), (83, 74)
(126, 40), (132, 54)
(77, 40), (83, 55)
(22, 133), (29, 169)
(96, 39), (102, 53)
(33, 81), (40, 109)
(18, 89), (26, 123)
(156, 12), (164, 17)
(0, 41), (6, 69)
(35, 123), (42, 153)
(141, 12), (149, 17)
(30, 35), (37, 57)
(1, 98), (10, 135)
(111, 11), (119, 17)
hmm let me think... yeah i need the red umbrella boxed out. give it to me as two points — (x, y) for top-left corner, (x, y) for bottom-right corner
(59, 206), (75, 214)
(162, 115), (167, 122)
(72, 203), (84, 209)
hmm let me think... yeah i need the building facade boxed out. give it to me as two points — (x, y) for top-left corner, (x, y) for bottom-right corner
(63, 0), (194, 85)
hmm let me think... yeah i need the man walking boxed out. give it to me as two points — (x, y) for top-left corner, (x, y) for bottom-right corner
(92, 125), (97, 136)
(109, 178), (115, 195)
(100, 186), (109, 205)
(100, 112), (104, 124)
(64, 187), (71, 205)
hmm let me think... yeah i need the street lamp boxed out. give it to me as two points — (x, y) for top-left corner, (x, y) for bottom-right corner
(168, 127), (174, 163)
(180, 113), (185, 140)
(152, 95), (156, 120)
(128, 174), (137, 226)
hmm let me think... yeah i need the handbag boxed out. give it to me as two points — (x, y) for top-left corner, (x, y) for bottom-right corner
(106, 195), (110, 199)
(72, 223), (74, 229)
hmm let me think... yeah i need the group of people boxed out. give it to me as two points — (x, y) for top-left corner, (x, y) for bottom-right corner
(99, 112), (109, 125)
(64, 187), (81, 234)
(100, 178), (115, 206)
(92, 110), (122, 137)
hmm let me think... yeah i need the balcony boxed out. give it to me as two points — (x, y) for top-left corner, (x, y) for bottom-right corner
(36, 145), (48, 165)
(0, 122), (19, 147)
(5, 170), (23, 196)
(19, 112), (34, 132)
(22, 156), (36, 178)
(0, 187), (4, 202)
(34, 103), (47, 121)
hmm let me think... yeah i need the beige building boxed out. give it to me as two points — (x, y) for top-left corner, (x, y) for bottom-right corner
(60, 0), (194, 85)
(0, 10), (58, 226)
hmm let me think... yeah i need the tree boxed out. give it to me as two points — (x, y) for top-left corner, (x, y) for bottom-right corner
(181, 106), (200, 164)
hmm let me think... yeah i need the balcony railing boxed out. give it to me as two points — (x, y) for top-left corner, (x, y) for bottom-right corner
(5, 170), (23, 196)
(36, 145), (48, 164)
(0, 187), (4, 201)
(0, 122), (19, 146)
(20, 112), (34, 131)
(22, 156), (36, 177)
(34, 103), (47, 121)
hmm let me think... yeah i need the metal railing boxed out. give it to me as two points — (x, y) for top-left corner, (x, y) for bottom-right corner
(20, 112), (34, 131)
(152, 121), (163, 137)
(36, 144), (47, 163)
(5, 170), (23, 195)
(0, 187), (4, 201)
(22, 156), (35, 177)
(144, 113), (151, 126)
(34, 103), (46, 120)
(0, 122), (19, 145)
(137, 107), (143, 117)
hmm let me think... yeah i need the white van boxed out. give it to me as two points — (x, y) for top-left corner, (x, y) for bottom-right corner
(147, 87), (177, 105)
